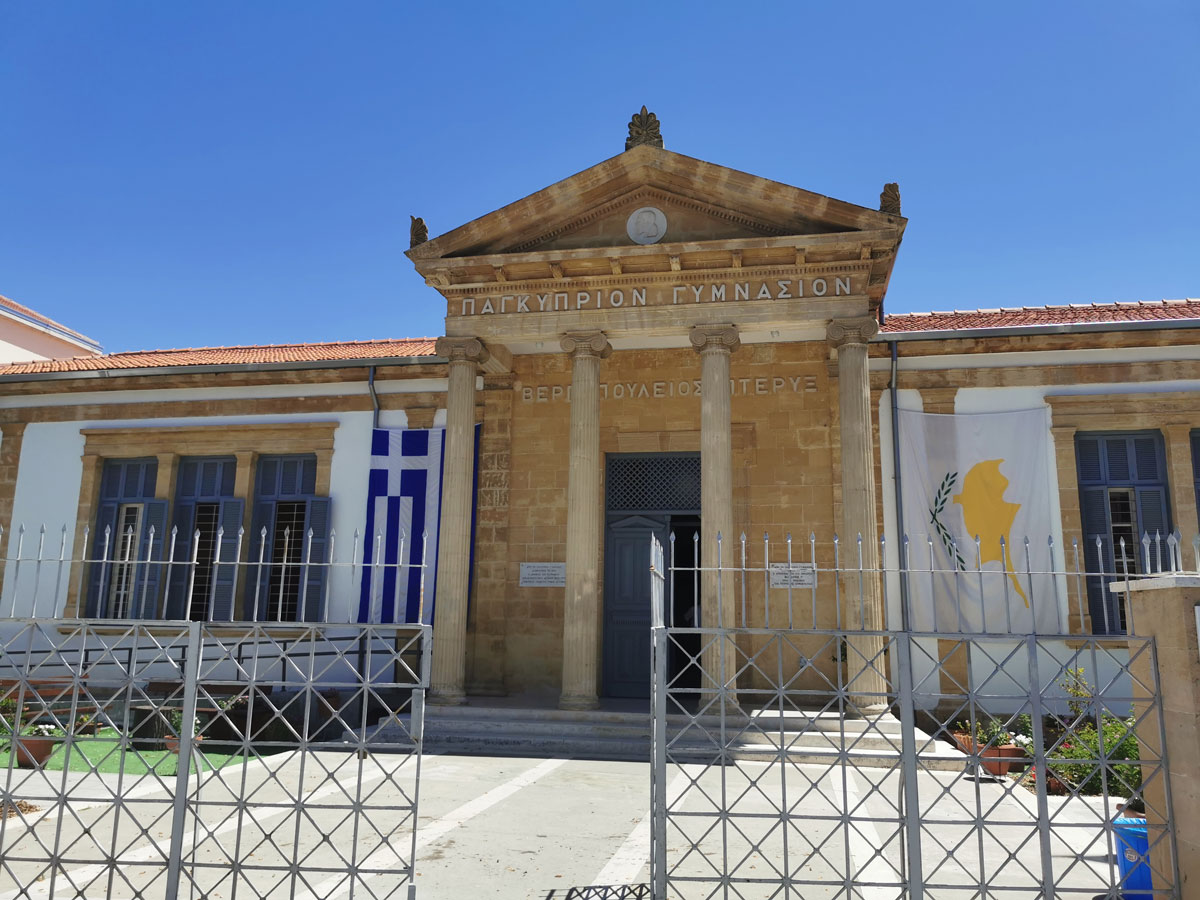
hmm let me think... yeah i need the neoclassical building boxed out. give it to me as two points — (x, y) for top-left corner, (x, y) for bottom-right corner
(0, 111), (1196, 709)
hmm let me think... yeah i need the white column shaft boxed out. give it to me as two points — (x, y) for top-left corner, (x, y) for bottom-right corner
(559, 334), (607, 709)
(430, 341), (484, 705)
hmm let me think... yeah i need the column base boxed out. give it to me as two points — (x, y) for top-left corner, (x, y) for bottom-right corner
(428, 688), (468, 707)
(558, 692), (600, 711)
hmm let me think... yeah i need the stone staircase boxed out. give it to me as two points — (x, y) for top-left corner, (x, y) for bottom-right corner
(407, 702), (968, 770)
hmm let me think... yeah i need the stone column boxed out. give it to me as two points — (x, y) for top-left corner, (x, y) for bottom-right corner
(430, 336), (489, 705)
(827, 317), (888, 710)
(559, 331), (611, 710)
(690, 325), (740, 705)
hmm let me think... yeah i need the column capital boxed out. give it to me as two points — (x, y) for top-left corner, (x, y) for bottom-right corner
(689, 324), (740, 354)
(435, 336), (490, 365)
(560, 331), (612, 359)
(826, 317), (880, 349)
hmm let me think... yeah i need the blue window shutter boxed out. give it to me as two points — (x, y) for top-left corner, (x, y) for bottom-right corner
(300, 497), (331, 622)
(1104, 437), (1132, 482)
(1076, 438), (1103, 483)
(199, 460), (220, 497)
(209, 498), (245, 621)
(1135, 486), (1171, 572)
(1193, 431), (1200, 530)
(1132, 436), (1162, 483)
(247, 500), (276, 620)
(86, 502), (120, 617)
(258, 458), (280, 498)
(167, 502), (196, 619)
(1079, 487), (1115, 634)
(178, 460), (199, 499)
(280, 459), (300, 496)
(300, 459), (317, 495)
(134, 500), (169, 619)
(100, 465), (123, 501)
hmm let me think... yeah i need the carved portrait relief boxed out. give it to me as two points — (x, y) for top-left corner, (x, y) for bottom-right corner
(626, 206), (667, 245)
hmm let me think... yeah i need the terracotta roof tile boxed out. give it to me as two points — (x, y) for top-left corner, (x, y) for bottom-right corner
(0, 294), (100, 349)
(0, 338), (438, 376)
(883, 299), (1200, 333)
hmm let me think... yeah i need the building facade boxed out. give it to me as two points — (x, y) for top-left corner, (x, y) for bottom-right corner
(0, 125), (1196, 709)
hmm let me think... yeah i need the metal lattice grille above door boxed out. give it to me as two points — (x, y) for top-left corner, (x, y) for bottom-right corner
(606, 453), (701, 512)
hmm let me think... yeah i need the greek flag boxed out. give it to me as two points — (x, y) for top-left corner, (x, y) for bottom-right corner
(358, 428), (445, 623)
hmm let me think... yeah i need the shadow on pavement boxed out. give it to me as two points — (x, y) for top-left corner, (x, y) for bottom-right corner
(542, 885), (650, 899)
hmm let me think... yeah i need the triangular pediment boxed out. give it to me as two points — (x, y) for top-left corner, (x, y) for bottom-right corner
(408, 144), (904, 263)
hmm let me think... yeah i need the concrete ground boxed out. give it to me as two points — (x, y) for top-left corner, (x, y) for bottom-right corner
(1, 750), (1134, 900)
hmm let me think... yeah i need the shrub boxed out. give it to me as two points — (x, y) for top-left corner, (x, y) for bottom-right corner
(1047, 715), (1142, 796)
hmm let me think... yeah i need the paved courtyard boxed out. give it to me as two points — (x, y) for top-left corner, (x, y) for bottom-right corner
(1, 750), (1129, 899)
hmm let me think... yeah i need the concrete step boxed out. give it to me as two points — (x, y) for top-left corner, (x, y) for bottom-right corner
(369, 704), (970, 770)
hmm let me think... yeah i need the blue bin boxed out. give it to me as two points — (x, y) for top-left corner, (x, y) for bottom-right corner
(1113, 817), (1152, 899)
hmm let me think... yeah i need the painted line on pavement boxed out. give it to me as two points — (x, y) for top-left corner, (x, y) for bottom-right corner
(824, 767), (898, 900)
(295, 755), (572, 900)
(591, 766), (696, 888)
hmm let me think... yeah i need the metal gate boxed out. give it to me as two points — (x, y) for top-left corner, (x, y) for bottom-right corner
(649, 532), (1178, 899)
(0, 618), (428, 900)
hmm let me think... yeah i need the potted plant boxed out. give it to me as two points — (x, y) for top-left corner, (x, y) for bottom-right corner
(952, 717), (1025, 777)
(75, 711), (102, 736)
(13, 724), (63, 768)
(164, 711), (202, 754)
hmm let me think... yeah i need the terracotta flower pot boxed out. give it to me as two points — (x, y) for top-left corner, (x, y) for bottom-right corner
(952, 733), (1026, 776)
(165, 736), (203, 754)
(15, 736), (58, 768)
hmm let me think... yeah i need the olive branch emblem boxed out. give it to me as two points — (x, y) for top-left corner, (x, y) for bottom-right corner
(930, 472), (967, 571)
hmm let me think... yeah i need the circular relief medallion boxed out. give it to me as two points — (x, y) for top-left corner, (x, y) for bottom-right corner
(626, 207), (667, 245)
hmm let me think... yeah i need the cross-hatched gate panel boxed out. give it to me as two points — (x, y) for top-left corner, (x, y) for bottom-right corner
(649, 532), (1177, 900)
(607, 454), (701, 513)
(0, 619), (428, 900)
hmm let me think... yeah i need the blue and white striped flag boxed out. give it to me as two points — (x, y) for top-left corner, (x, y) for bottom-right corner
(358, 428), (445, 623)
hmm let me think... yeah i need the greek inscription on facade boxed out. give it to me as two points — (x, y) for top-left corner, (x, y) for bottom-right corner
(455, 276), (855, 317)
(519, 374), (819, 403)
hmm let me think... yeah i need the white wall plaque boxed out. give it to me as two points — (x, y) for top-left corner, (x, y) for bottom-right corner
(626, 206), (667, 245)
(769, 563), (816, 589)
(520, 562), (566, 588)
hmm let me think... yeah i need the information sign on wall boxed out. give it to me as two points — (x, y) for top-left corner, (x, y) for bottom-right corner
(520, 562), (566, 587)
(768, 563), (816, 589)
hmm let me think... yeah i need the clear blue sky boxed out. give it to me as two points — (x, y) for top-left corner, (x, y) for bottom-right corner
(2, 3), (1197, 354)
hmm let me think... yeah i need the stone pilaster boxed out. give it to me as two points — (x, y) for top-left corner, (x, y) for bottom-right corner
(827, 317), (888, 709)
(690, 325), (740, 704)
(559, 331), (611, 709)
(430, 336), (489, 705)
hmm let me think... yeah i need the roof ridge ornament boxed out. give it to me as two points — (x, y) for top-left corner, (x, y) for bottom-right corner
(879, 183), (901, 216)
(409, 215), (428, 249)
(626, 105), (663, 151)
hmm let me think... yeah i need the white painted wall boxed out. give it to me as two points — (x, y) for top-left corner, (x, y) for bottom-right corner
(0, 404), (438, 621)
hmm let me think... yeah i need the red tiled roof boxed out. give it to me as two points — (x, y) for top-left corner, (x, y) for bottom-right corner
(0, 294), (100, 348)
(883, 299), (1200, 333)
(0, 338), (439, 376)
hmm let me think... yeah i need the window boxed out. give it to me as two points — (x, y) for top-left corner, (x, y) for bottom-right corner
(248, 455), (331, 622)
(1192, 430), (1200, 533)
(1076, 431), (1171, 633)
(86, 459), (167, 618)
(168, 457), (244, 621)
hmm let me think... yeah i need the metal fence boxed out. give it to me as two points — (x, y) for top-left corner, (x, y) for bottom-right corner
(649, 530), (1179, 900)
(0, 619), (429, 900)
(0, 522), (429, 625)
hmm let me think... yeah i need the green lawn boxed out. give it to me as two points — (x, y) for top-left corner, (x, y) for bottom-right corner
(3, 729), (246, 777)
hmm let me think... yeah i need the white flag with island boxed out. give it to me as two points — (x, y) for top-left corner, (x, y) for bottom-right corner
(897, 408), (1061, 634)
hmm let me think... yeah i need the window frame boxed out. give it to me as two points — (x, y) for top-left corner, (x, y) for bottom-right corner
(1075, 430), (1172, 634)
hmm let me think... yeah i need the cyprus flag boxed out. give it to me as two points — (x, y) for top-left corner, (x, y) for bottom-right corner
(897, 408), (1061, 634)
